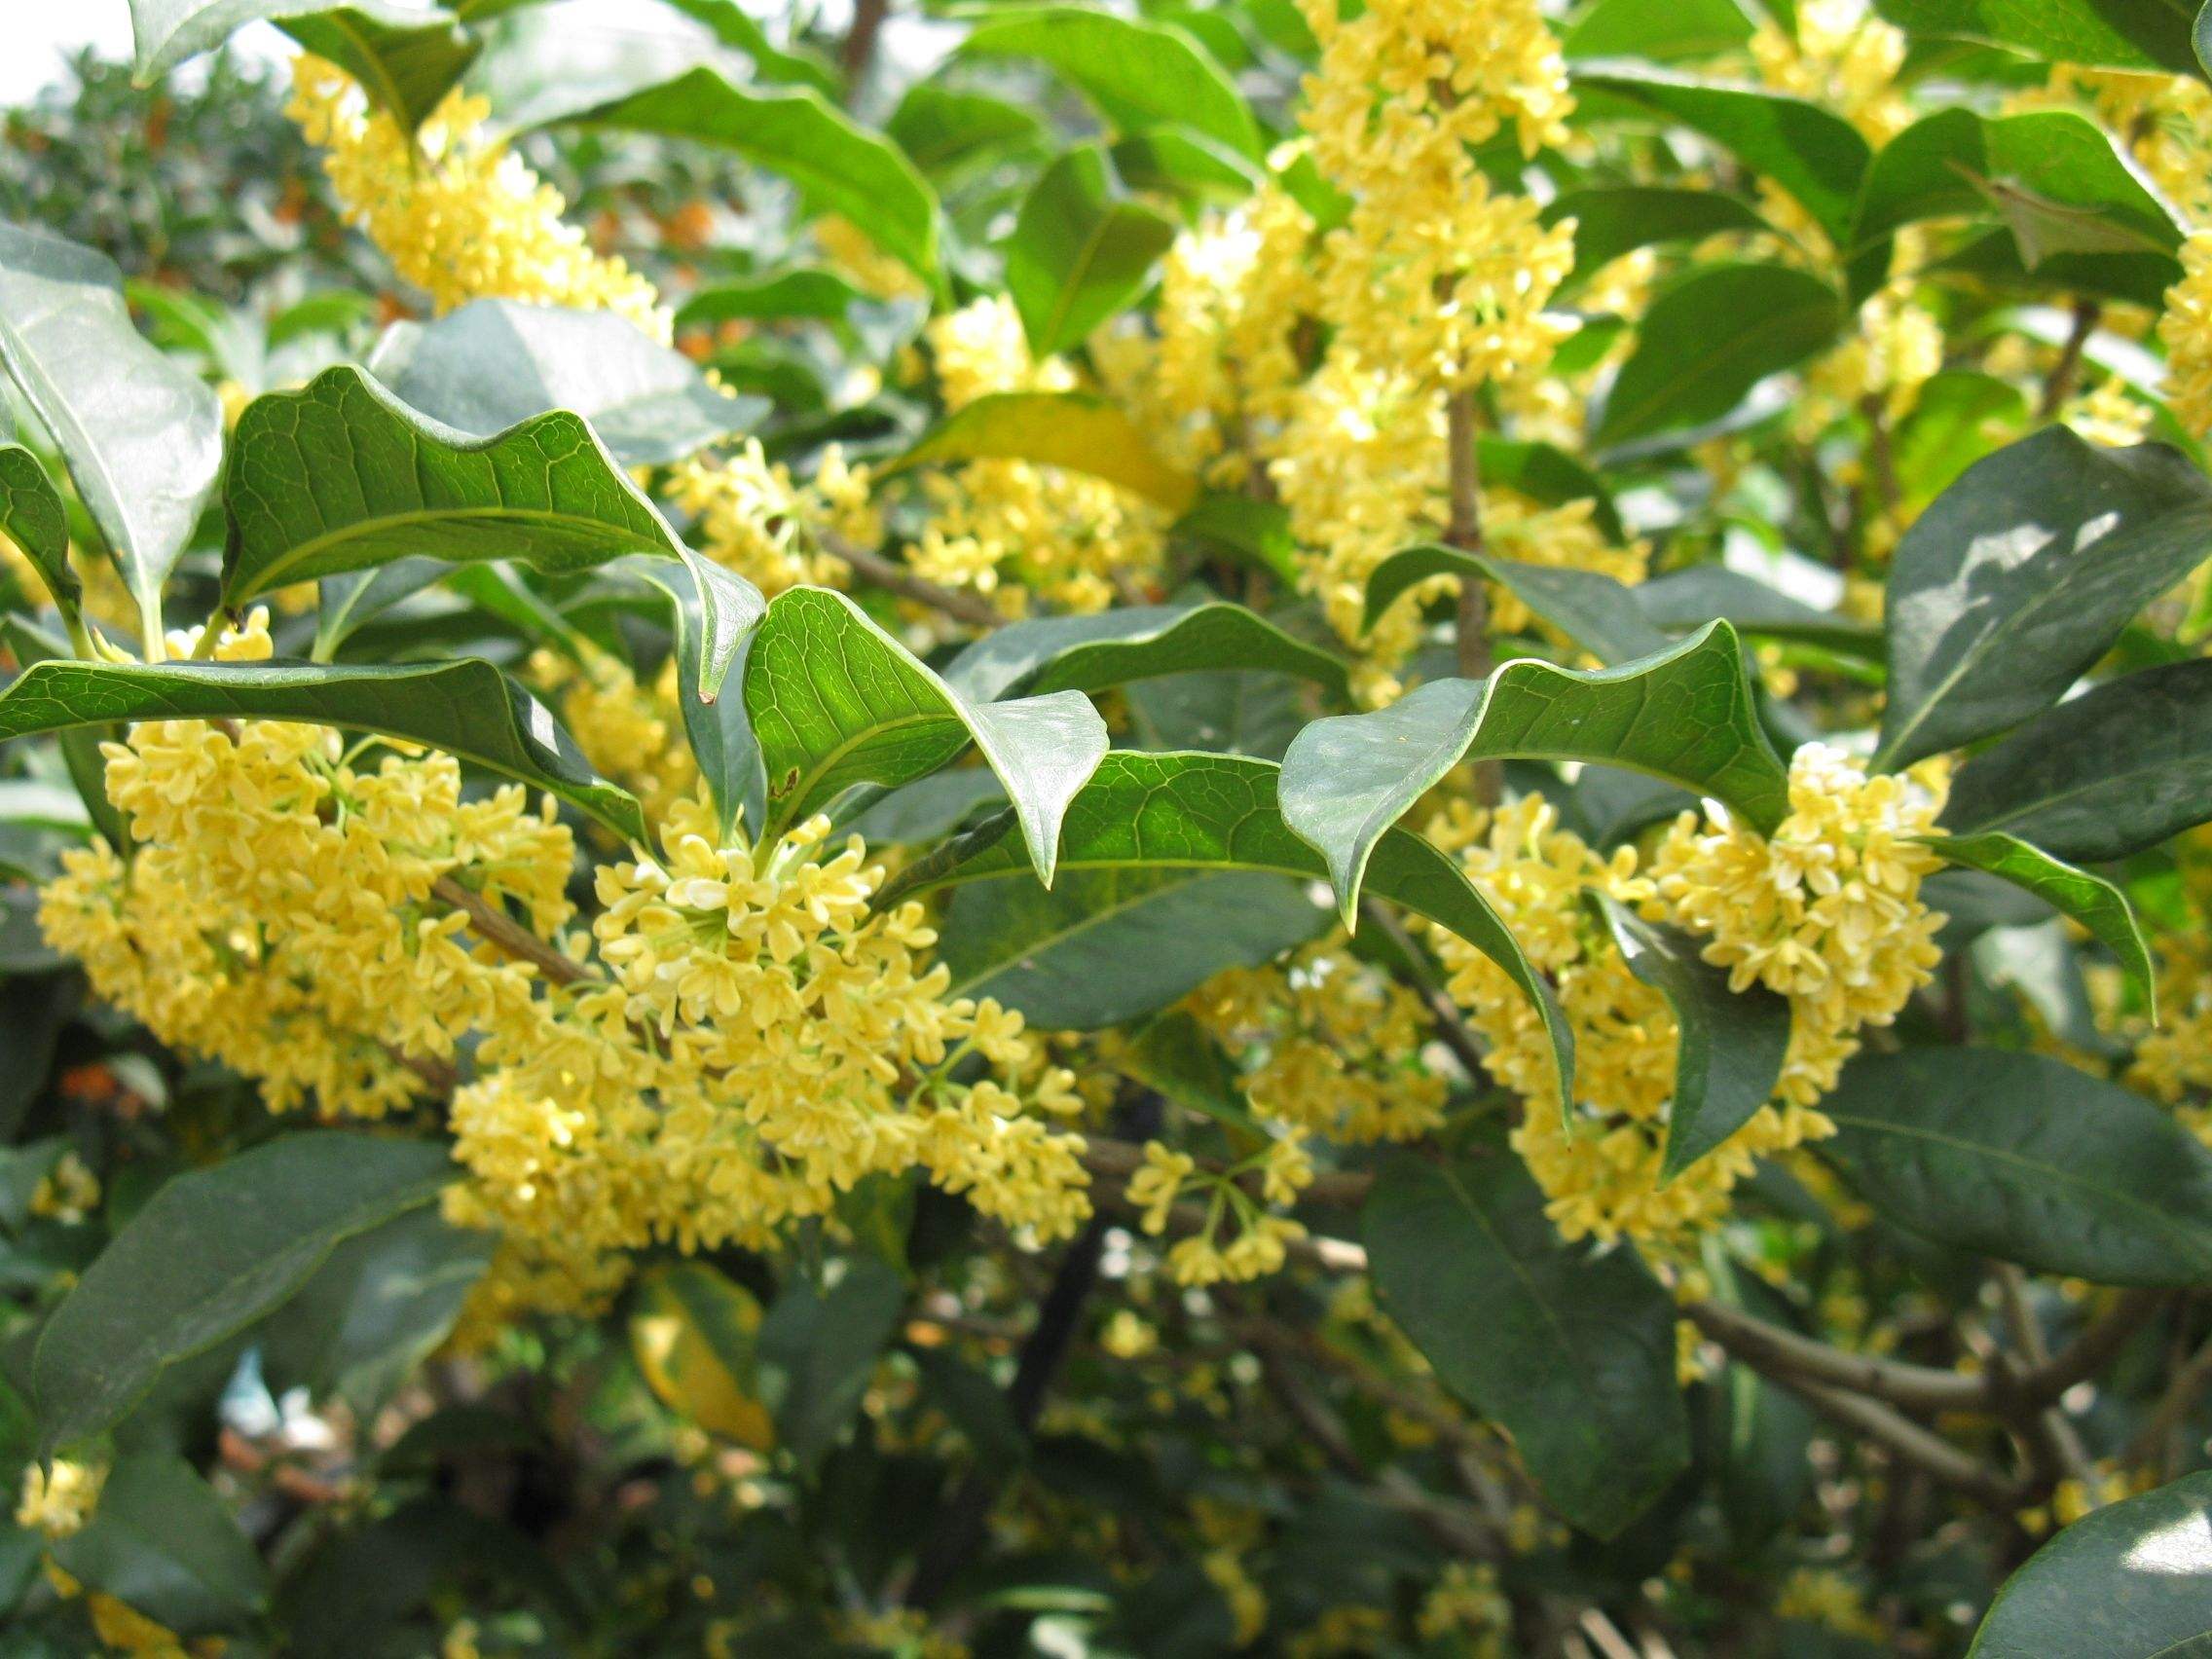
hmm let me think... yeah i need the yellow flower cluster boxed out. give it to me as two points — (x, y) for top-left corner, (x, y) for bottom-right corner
(2161, 235), (2212, 435)
(286, 56), (667, 340)
(531, 645), (699, 831)
(1187, 937), (1449, 1143)
(1429, 746), (1945, 1244)
(812, 214), (926, 302)
(1750, 0), (1910, 144)
(1810, 287), (1945, 431)
(1123, 1139), (1309, 1286)
(1095, 179), (1316, 482)
(1297, 0), (1576, 394)
(1774, 1566), (1886, 1641)
(665, 440), (880, 598)
(16, 1457), (103, 1540)
(910, 298), (1167, 614)
(1416, 1561), (1512, 1651)
(1269, 352), (1646, 692)
(38, 615), (1090, 1327)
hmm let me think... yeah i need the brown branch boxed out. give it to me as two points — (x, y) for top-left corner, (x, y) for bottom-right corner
(2126, 1328), (2212, 1474)
(1782, 1375), (2027, 1511)
(432, 876), (597, 987)
(1683, 1298), (1985, 1414)
(840, 0), (889, 81)
(818, 530), (1004, 631)
(2016, 1288), (2166, 1406)
(2038, 299), (2102, 420)
(1443, 387), (1499, 805)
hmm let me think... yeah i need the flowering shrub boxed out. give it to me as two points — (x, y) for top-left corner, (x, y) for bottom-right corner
(6, 0), (2212, 1651)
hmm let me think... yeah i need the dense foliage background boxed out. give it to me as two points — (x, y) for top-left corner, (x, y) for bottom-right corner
(7, 0), (2212, 1653)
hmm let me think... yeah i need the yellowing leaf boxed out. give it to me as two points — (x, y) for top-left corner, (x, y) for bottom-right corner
(628, 1263), (775, 1451)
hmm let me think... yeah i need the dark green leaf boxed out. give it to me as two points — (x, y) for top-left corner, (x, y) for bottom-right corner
(52, 1456), (268, 1635)
(569, 67), (939, 281)
(886, 390), (1199, 512)
(368, 299), (762, 466)
(278, 6), (480, 132)
(946, 601), (1347, 702)
(222, 364), (684, 605)
(1971, 1470), (2212, 1656)
(613, 552), (768, 832)
(1881, 0), (2200, 76)
(1565, 0), (1756, 57)
(1361, 544), (1674, 665)
(1363, 1154), (1689, 1537)
(1007, 146), (1178, 357)
(1278, 621), (1790, 924)
(886, 85), (1047, 179)
(1633, 566), (1879, 654)
(882, 750), (1574, 1100)
(0, 615), (127, 848)
(756, 1255), (905, 1468)
(1848, 108), (2182, 300)
(128, 0), (459, 87)
(1590, 896), (1792, 1178)
(34, 1132), (455, 1450)
(959, 8), (1262, 159)
(1941, 658), (2212, 863)
(1876, 428), (2212, 769)
(841, 769), (1006, 846)
(940, 868), (1325, 1029)
(1475, 436), (1628, 542)
(0, 443), (77, 624)
(1920, 831), (2154, 1006)
(0, 222), (223, 627)
(676, 269), (860, 328)
(0, 655), (647, 844)
(1109, 129), (1263, 205)
(0, 977), (73, 1143)
(744, 585), (1107, 881)
(258, 1207), (493, 1412)
(1544, 187), (1771, 286)
(1595, 263), (1845, 449)
(1822, 1048), (2212, 1285)
(1571, 69), (1872, 243)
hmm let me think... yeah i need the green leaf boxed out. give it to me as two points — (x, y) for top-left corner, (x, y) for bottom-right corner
(1881, 0), (2200, 76)
(1590, 896), (1793, 1179)
(675, 269), (861, 328)
(1824, 1048), (2212, 1285)
(1565, 0), (1756, 57)
(0, 977), (75, 1143)
(1109, 129), (1263, 206)
(0, 615), (128, 849)
(1595, 263), (1845, 449)
(569, 67), (939, 281)
(1360, 544), (1675, 665)
(945, 601), (1348, 702)
(1876, 428), (2212, 769)
(1007, 146), (1178, 358)
(940, 868), (1326, 1029)
(1848, 108), (2182, 300)
(1570, 69), (1872, 244)
(756, 1255), (905, 1469)
(33, 1132), (455, 1451)
(886, 390), (1199, 512)
(0, 443), (78, 624)
(257, 1207), (493, 1413)
(367, 299), (762, 467)
(629, 1262), (775, 1450)
(652, 0), (839, 93)
(1970, 1470), (2212, 1656)
(958, 7), (1262, 160)
(222, 364), (685, 606)
(52, 1456), (269, 1635)
(128, 0), (460, 89)
(1475, 436), (1628, 542)
(1633, 566), (1879, 655)
(1942, 658), (2212, 863)
(1362, 1154), (1689, 1537)
(1544, 187), (1771, 287)
(0, 656), (647, 844)
(881, 750), (1575, 1101)
(0, 222), (223, 628)
(1277, 621), (1790, 925)
(1920, 831), (2154, 1008)
(610, 552), (768, 834)
(744, 586), (1107, 882)
(277, 6), (480, 132)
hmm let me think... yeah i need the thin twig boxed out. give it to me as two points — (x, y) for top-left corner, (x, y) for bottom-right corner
(819, 530), (1004, 630)
(2039, 299), (2102, 420)
(2126, 1329), (2212, 1474)
(1683, 1299), (1984, 1414)
(432, 876), (596, 987)
(1081, 1135), (1375, 1210)
(1783, 1376), (2026, 1511)
(2017, 1289), (2166, 1406)
(840, 0), (889, 81)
